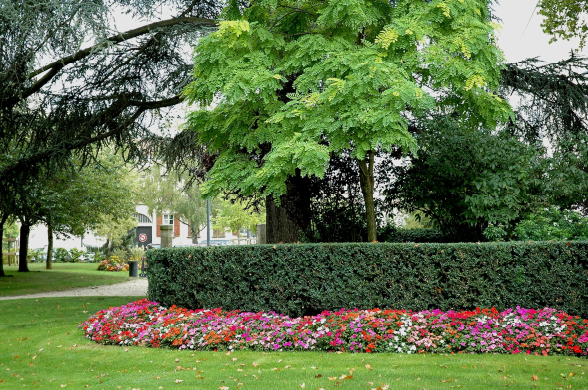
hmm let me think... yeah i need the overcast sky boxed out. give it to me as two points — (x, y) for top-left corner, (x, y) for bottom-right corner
(495, 0), (585, 63)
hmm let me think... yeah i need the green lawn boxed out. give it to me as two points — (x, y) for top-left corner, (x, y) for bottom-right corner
(1, 298), (587, 389)
(0, 263), (130, 297)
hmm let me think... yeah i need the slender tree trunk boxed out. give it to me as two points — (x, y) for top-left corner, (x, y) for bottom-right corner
(357, 151), (377, 242)
(46, 224), (53, 269)
(0, 215), (6, 277)
(18, 223), (30, 272)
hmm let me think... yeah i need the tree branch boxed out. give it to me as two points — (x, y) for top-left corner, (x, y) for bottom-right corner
(24, 17), (216, 99)
(1, 95), (183, 177)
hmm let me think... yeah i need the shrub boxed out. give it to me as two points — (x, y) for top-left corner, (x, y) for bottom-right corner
(52, 248), (70, 262)
(68, 248), (85, 262)
(378, 225), (448, 243)
(147, 241), (588, 318)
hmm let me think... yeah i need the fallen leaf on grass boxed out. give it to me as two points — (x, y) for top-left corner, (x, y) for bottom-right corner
(531, 375), (539, 381)
(232, 358), (238, 362)
(300, 383), (306, 388)
(441, 378), (453, 383)
(252, 363), (259, 367)
(175, 358), (180, 362)
(365, 364), (373, 370)
(219, 387), (229, 390)
(328, 377), (337, 381)
(174, 379), (183, 383)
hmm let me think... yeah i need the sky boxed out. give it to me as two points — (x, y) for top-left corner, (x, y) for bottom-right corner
(494, 0), (585, 63)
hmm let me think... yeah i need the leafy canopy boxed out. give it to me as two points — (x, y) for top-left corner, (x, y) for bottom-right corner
(539, 0), (588, 49)
(184, 0), (511, 200)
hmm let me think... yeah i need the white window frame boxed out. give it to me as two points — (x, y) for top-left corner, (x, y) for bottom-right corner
(162, 214), (174, 225)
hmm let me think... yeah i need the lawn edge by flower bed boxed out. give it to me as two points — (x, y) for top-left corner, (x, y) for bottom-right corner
(80, 299), (588, 357)
(146, 241), (588, 317)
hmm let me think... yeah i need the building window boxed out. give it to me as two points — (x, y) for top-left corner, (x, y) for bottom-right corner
(133, 213), (152, 224)
(162, 214), (174, 225)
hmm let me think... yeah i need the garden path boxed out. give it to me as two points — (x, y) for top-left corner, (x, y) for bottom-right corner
(0, 278), (148, 300)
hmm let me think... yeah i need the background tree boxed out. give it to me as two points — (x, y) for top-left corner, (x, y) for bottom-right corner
(0, 0), (219, 223)
(184, 0), (511, 242)
(379, 119), (549, 241)
(41, 151), (139, 267)
(539, 0), (588, 49)
(213, 199), (264, 244)
(140, 165), (211, 243)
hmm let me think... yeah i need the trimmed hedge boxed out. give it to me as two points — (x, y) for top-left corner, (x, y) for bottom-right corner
(378, 226), (448, 243)
(147, 241), (588, 318)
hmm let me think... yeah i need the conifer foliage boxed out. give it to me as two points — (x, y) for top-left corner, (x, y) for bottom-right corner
(184, 0), (511, 241)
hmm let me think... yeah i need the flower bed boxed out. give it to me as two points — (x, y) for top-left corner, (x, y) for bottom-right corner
(80, 299), (588, 357)
(97, 258), (129, 272)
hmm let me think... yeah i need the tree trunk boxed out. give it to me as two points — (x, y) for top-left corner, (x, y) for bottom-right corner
(357, 152), (377, 242)
(46, 224), (53, 269)
(0, 216), (6, 277)
(266, 195), (302, 244)
(18, 223), (30, 272)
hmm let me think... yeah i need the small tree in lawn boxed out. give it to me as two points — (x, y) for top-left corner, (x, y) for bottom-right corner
(184, 0), (512, 242)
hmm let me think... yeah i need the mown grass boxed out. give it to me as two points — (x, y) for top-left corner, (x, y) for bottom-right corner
(0, 263), (130, 297)
(1, 298), (587, 389)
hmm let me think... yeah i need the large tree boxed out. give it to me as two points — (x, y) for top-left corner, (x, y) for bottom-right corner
(0, 0), (219, 211)
(183, 0), (511, 242)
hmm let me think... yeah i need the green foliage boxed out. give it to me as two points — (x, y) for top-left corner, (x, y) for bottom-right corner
(380, 121), (549, 241)
(183, 0), (511, 201)
(213, 199), (264, 235)
(129, 246), (146, 262)
(68, 248), (85, 263)
(147, 241), (588, 318)
(140, 166), (209, 241)
(112, 249), (130, 263)
(539, 0), (588, 48)
(52, 248), (70, 263)
(51, 248), (86, 263)
(377, 225), (447, 243)
(514, 208), (588, 242)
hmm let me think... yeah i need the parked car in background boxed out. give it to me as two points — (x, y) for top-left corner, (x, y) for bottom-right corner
(146, 243), (161, 249)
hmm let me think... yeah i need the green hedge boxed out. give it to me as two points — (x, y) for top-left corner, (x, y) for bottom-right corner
(147, 241), (588, 318)
(378, 226), (448, 243)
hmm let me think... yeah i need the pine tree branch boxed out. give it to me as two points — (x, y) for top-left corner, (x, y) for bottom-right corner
(24, 17), (216, 99)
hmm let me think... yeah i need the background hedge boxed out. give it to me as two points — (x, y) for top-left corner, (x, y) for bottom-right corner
(378, 226), (449, 243)
(147, 241), (588, 318)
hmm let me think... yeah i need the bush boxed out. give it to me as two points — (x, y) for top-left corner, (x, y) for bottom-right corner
(52, 248), (70, 262)
(147, 241), (588, 318)
(68, 248), (85, 262)
(378, 225), (448, 243)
